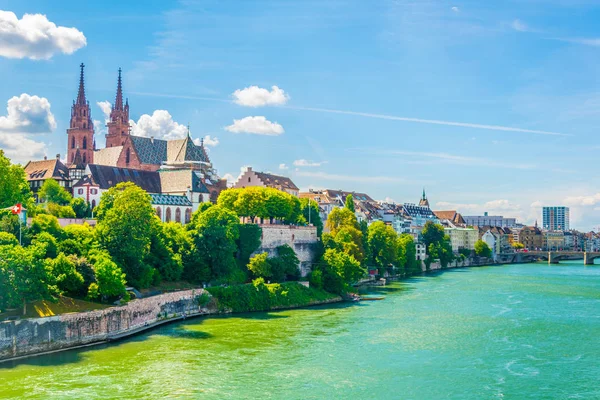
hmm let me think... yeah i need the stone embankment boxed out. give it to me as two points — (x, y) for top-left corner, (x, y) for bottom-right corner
(0, 289), (213, 363)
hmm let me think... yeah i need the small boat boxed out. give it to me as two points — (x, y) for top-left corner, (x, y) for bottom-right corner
(360, 296), (385, 301)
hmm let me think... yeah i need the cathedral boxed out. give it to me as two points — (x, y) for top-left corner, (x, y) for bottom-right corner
(24, 63), (227, 221)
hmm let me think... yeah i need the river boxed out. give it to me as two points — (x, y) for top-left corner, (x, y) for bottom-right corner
(1, 262), (599, 399)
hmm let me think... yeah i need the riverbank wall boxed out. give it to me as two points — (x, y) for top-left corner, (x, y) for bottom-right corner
(0, 289), (214, 363)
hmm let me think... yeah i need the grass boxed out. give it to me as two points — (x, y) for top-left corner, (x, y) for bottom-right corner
(0, 296), (109, 319)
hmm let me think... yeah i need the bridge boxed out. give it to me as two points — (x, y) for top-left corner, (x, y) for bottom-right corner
(498, 251), (600, 265)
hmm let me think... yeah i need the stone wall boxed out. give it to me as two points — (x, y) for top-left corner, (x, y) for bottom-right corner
(255, 225), (319, 277)
(0, 289), (213, 362)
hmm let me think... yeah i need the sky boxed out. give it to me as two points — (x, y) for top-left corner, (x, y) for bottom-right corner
(1, 0), (600, 229)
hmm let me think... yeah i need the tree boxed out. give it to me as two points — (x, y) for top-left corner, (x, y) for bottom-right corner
(421, 221), (446, 250)
(60, 223), (96, 256)
(0, 232), (18, 246)
(234, 187), (267, 223)
(237, 224), (263, 268)
(32, 232), (59, 258)
(333, 226), (366, 262)
(88, 250), (127, 300)
(46, 253), (85, 296)
(47, 203), (76, 218)
(397, 234), (420, 276)
(71, 197), (90, 218)
(38, 179), (72, 206)
(300, 198), (323, 237)
(344, 194), (355, 213)
(475, 240), (493, 258)
(368, 221), (398, 270)
(146, 223), (183, 283)
(326, 207), (359, 235)
(322, 248), (365, 288)
(29, 214), (63, 239)
(95, 183), (156, 288)
(512, 242), (525, 250)
(247, 252), (271, 279)
(0, 150), (33, 210)
(269, 244), (300, 282)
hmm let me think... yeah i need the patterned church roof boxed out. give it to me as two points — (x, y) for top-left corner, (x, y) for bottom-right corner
(149, 193), (192, 206)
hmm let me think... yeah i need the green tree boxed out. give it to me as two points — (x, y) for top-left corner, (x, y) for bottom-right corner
(29, 214), (63, 239)
(71, 197), (90, 218)
(146, 223), (183, 283)
(367, 221), (398, 270)
(421, 221), (446, 250)
(322, 248), (365, 288)
(46, 253), (85, 296)
(475, 240), (493, 258)
(397, 234), (420, 276)
(88, 250), (127, 299)
(0, 150), (33, 210)
(32, 232), (59, 258)
(38, 179), (72, 206)
(95, 183), (156, 288)
(47, 203), (76, 218)
(344, 194), (355, 213)
(248, 252), (271, 279)
(269, 244), (300, 282)
(237, 224), (263, 268)
(60, 223), (96, 256)
(326, 207), (359, 235)
(234, 187), (266, 223)
(0, 232), (18, 246)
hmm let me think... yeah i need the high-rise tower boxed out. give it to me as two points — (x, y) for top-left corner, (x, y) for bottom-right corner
(67, 63), (94, 165)
(105, 68), (130, 148)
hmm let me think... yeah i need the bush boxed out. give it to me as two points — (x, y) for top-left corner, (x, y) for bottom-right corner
(0, 232), (18, 246)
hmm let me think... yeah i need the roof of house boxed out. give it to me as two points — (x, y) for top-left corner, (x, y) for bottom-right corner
(403, 203), (437, 219)
(325, 189), (374, 202)
(167, 136), (209, 164)
(159, 169), (210, 194)
(434, 210), (466, 225)
(254, 171), (299, 191)
(130, 136), (169, 165)
(74, 164), (161, 193)
(94, 146), (123, 166)
(149, 193), (192, 206)
(23, 158), (69, 181)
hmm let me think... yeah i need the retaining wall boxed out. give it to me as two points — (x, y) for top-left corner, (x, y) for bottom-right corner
(255, 225), (320, 276)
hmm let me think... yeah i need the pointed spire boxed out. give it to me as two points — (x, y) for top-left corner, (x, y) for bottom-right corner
(76, 63), (86, 106)
(422, 188), (426, 200)
(187, 122), (191, 138)
(114, 68), (123, 111)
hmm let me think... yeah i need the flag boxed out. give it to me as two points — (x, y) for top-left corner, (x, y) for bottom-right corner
(10, 203), (22, 215)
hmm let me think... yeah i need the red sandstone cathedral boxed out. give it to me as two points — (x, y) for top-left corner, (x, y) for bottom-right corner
(24, 63), (227, 209)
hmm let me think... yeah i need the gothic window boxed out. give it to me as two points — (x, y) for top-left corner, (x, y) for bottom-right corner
(175, 208), (181, 223)
(185, 208), (192, 224)
(83, 110), (86, 116)
(248, 177), (251, 183)
(83, 123), (86, 129)
(166, 207), (172, 222)
(156, 207), (162, 220)
(83, 136), (87, 149)
(91, 199), (96, 209)
(83, 153), (86, 164)
(78, 189), (83, 195)
(125, 148), (130, 164)
(71, 137), (75, 149)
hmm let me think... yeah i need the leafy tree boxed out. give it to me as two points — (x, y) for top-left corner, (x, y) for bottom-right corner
(475, 240), (493, 258)
(248, 252), (272, 279)
(269, 244), (300, 282)
(234, 187), (266, 223)
(0, 150), (33, 210)
(333, 226), (366, 262)
(344, 194), (355, 213)
(162, 222), (193, 256)
(285, 196), (305, 225)
(397, 234), (420, 276)
(326, 207), (359, 235)
(61, 223), (96, 256)
(237, 224), (263, 268)
(322, 248), (365, 289)
(300, 198), (323, 236)
(32, 232), (59, 259)
(421, 221), (446, 250)
(71, 197), (90, 218)
(46, 253), (85, 296)
(146, 223), (183, 283)
(47, 203), (76, 218)
(95, 183), (155, 288)
(29, 214), (63, 239)
(0, 211), (20, 238)
(38, 179), (72, 206)
(264, 188), (292, 223)
(88, 250), (126, 299)
(0, 232), (18, 246)
(216, 188), (240, 211)
(368, 221), (398, 270)
(512, 242), (525, 250)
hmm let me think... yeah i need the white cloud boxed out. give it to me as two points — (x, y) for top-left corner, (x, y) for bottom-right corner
(222, 173), (236, 185)
(225, 116), (284, 135)
(0, 11), (86, 60)
(97, 101), (111, 121)
(193, 135), (219, 147)
(564, 193), (600, 207)
(512, 19), (528, 32)
(530, 201), (544, 209)
(129, 110), (188, 140)
(0, 94), (55, 163)
(559, 37), (600, 47)
(451, 6), (459, 12)
(232, 85), (289, 107)
(279, 163), (289, 170)
(293, 159), (327, 167)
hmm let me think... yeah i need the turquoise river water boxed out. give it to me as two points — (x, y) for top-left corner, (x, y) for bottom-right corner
(1, 262), (599, 399)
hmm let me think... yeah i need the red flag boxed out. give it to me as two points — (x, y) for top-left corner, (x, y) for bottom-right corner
(11, 203), (21, 215)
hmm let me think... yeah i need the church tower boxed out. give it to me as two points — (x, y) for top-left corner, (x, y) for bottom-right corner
(105, 68), (130, 148)
(419, 188), (430, 207)
(67, 63), (94, 165)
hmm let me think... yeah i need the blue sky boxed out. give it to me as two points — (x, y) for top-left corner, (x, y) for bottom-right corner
(1, 0), (600, 229)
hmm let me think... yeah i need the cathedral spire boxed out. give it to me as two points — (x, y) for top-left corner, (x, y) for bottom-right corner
(76, 63), (86, 106)
(114, 68), (123, 111)
(422, 188), (426, 201)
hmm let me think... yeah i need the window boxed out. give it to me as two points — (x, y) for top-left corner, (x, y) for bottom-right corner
(83, 110), (86, 116)
(91, 189), (97, 195)
(175, 208), (181, 223)
(156, 207), (162, 219)
(71, 137), (75, 149)
(78, 189), (83, 195)
(166, 207), (172, 222)
(91, 199), (96, 209)
(125, 148), (130, 164)
(248, 177), (251, 182)
(82, 153), (86, 164)
(185, 208), (192, 224)
(83, 137), (87, 149)
(83, 123), (86, 129)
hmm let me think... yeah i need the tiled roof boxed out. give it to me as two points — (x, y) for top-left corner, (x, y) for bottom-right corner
(255, 171), (299, 191)
(433, 210), (466, 224)
(23, 158), (69, 181)
(75, 164), (161, 192)
(325, 189), (374, 202)
(167, 137), (209, 163)
(403, 203), (437, 219)
(149, 193), (192, 206)
(94, 146), (123, 166)
(130, 136), (168, 165)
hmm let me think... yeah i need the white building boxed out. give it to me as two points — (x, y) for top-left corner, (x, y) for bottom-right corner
(445, 227), (478, 252)
(481, 230), (497, 261)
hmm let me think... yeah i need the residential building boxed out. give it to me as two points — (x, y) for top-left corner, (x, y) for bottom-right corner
(299, 188), (378, 224)
(234, 167), (299, 197)
(543, 231), (565, 250)
(481, 230), (497, 260)
(542, 206), (570, 231)
(415, 243), (427, 261)
(463, 212), (517, 228)
(433, 210), (466, 226)
(23, 155), (71, 200)
(563, 231), (574, 250)
(518, 226), (543, 250)
(477, 226), (513, 254)
(445, 227), (478, 252)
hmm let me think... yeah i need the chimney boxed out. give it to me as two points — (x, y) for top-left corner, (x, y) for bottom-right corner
(56, 154), (60, 160)
(247, 166), (252, 172)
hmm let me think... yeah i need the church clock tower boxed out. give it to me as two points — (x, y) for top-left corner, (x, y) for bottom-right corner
(67, 63), (94, 165)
